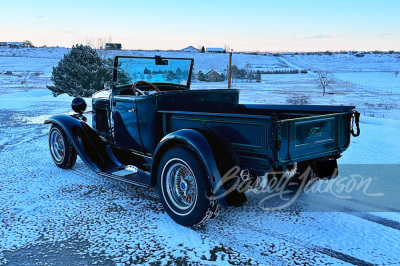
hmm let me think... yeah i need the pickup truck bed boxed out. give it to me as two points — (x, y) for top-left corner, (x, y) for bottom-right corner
(158, 101), (353, 174)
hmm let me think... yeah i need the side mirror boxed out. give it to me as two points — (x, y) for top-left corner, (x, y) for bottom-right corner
(71, 97), (87, 114)
(104, 82), (111, 90)
(155, 56), (168, 65)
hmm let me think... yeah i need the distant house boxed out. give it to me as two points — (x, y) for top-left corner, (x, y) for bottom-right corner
(181, 46), (200, 53)
(0, 42), (31, 48)
(206, 47), (225, 53)
(7, 42), (25, 48)
(105, 43), (122, 50)
(206, 70), (224, 82)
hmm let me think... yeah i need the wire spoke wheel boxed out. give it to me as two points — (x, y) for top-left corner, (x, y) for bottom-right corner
(157, 146), (221, 226)
(50, 128), (65, 163)
(166, 162), (197, 210)
(48, 124), (77, 169)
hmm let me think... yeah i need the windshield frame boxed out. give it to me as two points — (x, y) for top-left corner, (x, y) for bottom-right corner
(113, 56), (194, 90)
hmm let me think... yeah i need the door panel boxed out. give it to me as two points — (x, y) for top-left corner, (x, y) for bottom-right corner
(113, 97), (144, 152)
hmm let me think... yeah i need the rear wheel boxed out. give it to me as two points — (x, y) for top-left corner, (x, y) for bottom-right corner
(49, 124), (77, 169)
(157, 146), (221, 227)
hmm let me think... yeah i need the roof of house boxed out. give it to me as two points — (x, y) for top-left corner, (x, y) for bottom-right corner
(206, 47), (225, 52)
(181, 46), (200, 52)
(206, 70), (221, 75)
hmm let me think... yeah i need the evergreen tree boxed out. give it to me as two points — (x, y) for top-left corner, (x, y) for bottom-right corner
(116, 62), (132, 86)
(176, 67), (183, 80)
(165, 70), (177, 81)
(231, 65), (239, 82)
(198, 71), (207, 81)
(47, 44), (113, 97)
(239, 69), (247, 79)
(201, 46), (205, 53)
(255, 70), (262, 83)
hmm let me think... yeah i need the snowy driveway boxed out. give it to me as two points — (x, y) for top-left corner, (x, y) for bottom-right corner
(1, 89), (399, 265)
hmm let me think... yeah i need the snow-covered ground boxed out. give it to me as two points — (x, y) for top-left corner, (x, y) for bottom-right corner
(1, 48), (399, 265)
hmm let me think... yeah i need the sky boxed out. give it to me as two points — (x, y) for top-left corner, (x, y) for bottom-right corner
(1, 0), (399, 52)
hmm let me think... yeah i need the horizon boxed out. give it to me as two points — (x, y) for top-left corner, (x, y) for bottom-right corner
(1, 0), (399, 52)
(3, 44), (396, 54)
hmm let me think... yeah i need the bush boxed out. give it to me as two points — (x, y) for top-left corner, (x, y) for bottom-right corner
(286, 95), (310, 105)
(47, 44), (112, 97)
(23, 40), (34, 47)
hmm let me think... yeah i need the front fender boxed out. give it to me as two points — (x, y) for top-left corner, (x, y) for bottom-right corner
(151, 129), (246, 207)
(45, 114), (121, 172)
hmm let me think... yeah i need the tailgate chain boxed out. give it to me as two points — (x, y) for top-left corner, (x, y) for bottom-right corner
(271, 118), (282, 151)
(350, 110), (360, 137)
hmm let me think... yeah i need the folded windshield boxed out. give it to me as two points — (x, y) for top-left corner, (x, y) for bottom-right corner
(115, 57), (193, 88)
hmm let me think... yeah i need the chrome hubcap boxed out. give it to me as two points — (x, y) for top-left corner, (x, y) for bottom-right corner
(166, 162), (197, 210)
(50, 129), (65, 163)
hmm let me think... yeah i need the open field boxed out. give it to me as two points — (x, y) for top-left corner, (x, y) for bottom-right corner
(1, 47), (399, 119)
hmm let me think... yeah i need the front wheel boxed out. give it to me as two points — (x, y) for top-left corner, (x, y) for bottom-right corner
(49, 124), (77, 169)
(157, 146), (221, 227)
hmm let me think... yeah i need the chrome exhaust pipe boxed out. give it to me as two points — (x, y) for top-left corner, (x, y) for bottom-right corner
(240, 169), (251, 181)
(284, 163), (298, 179)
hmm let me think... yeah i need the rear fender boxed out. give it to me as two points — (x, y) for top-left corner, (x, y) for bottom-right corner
(44, 114), (121, 172)
(151, 129), (247, 207)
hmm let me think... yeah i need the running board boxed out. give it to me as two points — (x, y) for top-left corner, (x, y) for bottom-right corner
(97, 167), (151, 187)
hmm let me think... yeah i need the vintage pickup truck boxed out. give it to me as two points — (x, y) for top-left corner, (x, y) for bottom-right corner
(45, 56), (360, 226)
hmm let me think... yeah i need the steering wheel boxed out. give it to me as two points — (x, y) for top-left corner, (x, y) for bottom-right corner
(132, 81), (161, 95)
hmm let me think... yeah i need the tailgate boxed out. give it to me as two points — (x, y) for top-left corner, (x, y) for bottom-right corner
(276, 113), (351, 163)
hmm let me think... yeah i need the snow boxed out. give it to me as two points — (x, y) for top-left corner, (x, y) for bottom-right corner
(181, 46), (200, 53)
(206, 48), (225, 52)
(0, 47), (400, 265)
(339, 116), (400, 164)
(334, 72), (400, 93)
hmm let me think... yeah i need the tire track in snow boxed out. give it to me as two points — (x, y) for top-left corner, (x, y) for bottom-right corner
(300, 194), (400, 231)
(347, 212), (400, 231)
(213, 213), (374, 266)
(316, 192), (400, 213)
(0, 125), (48, 152)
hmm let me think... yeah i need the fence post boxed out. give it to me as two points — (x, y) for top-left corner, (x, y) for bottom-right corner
(228, 50), (232, 89)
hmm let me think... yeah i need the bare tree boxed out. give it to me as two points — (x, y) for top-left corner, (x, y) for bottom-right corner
(315, 71), (334, 96)
(224, 44), (230, 52)
(85, 36), (113, 58)
(245, 63), (251, 83)
(23, 40), (34, 47)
